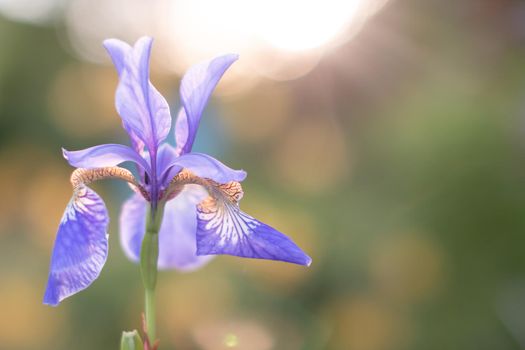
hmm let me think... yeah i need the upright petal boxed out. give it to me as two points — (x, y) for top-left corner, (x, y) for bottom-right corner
(103, 39), (132, 76)
(196, 198), (312, 266)
(43, 186), (109, 306)
(177, 54), (238, 154)
(112, 37), (171, 152)
(155, 143), (183, 188)
(119, 186), (213, 271)
(156, 143), (179, 178)
(104, 39), (145, 154)
(174, 108), (189, 156)
(63, 144), (151, 174)
(124, 125), (146, 156)
(164, 152), (246, 184)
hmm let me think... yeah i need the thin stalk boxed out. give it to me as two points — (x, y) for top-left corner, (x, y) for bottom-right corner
(140, 204), (164, 343)
(144, 285), (156, 342)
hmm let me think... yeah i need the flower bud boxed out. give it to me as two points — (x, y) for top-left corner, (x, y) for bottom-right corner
(120, 330), (144, 350)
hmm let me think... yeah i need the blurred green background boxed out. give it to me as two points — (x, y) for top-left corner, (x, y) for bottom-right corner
(1, 0), (525, 349)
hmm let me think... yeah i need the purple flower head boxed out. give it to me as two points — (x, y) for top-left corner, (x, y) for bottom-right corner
(43, 37), (311, 306)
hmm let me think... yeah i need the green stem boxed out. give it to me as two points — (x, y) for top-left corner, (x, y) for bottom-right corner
(144, 287), (156, 342)
(140, 204), (164, 343)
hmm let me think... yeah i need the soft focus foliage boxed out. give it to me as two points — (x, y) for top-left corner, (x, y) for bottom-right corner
(1, 0), (525, 349)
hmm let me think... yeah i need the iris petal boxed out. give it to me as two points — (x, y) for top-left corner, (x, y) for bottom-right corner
(103, 39), (132, 77)
(43, 186), (109, 306)
(158, 185), (214, 270)
(165, 152), (246, 184)
(112, 37), (171, 153)
(104, 39), (145, 154)
(119, 186), (214, 271)
(196, 197), (311, 266)
(118, 193), (145, 263)
(63, 144), (150, 174)
(174, 108), (189, 156)
(177, 54), (238, 154)
(155, 144), (183, 188)
(156, 143), (179, 177)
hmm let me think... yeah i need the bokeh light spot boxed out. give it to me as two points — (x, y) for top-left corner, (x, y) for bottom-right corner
(193, 319), (274, 350)
(0, 0), (60, 24)
(62, 0), (389, 83)
(223, 333), (239, 347)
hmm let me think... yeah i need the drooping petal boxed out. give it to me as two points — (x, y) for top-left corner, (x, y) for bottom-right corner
(63, 144), (150, 174)
(156, 170), (311, 266)
(177, 54), (238, 154)
(43, 186), (109, 306)
(119, 186), (213, 271)
(196, 191), (311, 266)
(164, 152), (246, 184)
(112, 37), (171, 153)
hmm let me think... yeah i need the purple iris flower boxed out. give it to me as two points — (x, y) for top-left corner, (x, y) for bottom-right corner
(43, 37), (311, 306)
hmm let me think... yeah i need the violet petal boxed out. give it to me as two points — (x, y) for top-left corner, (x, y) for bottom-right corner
(196, 199), (311, 266)
(113, 37), (171, 153)
(164, 152), (246, 184)
(119, 186), (214, 271)
(43, 186), (109, 306)
(178, 54), (238, 154)
(63, 144), (151, 174)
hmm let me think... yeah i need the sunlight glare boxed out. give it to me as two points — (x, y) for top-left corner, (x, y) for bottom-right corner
(63, 0), (389, 84)
(255, 0), (361, 51)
